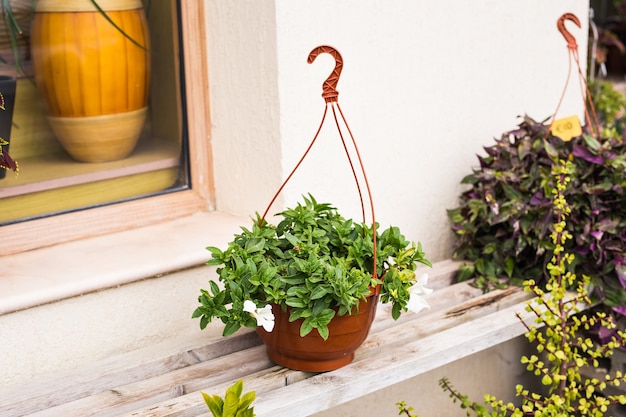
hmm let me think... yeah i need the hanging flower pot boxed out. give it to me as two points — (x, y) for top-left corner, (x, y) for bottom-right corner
(193, 46), (433, 372)
(255, 293), (380, 372)
(30, 0), (150, 162)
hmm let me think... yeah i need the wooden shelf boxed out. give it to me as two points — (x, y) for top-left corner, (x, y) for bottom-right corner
(0, 261), (539, 417)
(1, 138), (180, 197)
(0, 138), (183, 224)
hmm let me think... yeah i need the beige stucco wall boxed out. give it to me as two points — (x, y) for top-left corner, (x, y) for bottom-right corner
(209, 0), (590, 261)
(0, 266), (218, 387)
(1, 1), (588, 414)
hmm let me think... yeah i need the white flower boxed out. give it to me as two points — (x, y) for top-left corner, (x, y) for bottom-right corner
(243, 300), (275, 332)
(406, 273), (433, 314)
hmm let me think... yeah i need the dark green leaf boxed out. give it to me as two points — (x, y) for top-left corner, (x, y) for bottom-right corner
(222, 321), (241, 337)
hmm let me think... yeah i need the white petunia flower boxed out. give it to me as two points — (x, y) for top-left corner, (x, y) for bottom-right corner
(406, 273), (433, 314)
(243, 300), (275, 332)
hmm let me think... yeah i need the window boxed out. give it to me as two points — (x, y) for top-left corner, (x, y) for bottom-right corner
(0, 2), (212, 256)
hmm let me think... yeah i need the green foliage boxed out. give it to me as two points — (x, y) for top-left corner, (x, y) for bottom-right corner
(201, 380), (256, 417)
(396, 400), (419, 416)
(436, 160), (626, 416)
(589, 80), (626, 136)
(88, 0), (150, 51)
(193, 194), (431, 340)
(0, 0), (32, 75)
(448, 115), (626, 312)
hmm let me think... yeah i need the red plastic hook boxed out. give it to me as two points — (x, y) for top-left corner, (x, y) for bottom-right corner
(557, 13), (581, 51)
(307, 45), (343, 102)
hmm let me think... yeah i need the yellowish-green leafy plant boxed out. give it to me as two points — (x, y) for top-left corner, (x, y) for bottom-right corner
(396, 400), (419, 416)
(402, 160), (626, 416)
(589, 79), (626, 136)
(441, 160), (626, 416)
(201, 380), (256, 417)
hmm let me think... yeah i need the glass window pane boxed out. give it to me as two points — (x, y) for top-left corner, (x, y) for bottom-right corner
(0, 0), (188, 225)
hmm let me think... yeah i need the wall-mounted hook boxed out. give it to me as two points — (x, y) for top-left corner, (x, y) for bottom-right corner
(307, 45), (343, 102)
(557, 13), (581, 51)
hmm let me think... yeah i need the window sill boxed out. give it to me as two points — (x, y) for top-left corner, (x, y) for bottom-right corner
(0, 210), (246, 316)
(1, 138), (180, 198)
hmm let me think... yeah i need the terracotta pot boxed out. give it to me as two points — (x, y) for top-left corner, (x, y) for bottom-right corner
(30, 0), (150, 162)
(256, 293), (379, 372)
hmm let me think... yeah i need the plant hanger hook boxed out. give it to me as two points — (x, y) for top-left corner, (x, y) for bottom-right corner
(260, 45), (378, 281)
(557, 12), (581, 50)
(549, 12), (600, 140)
(307, 45), (343, 102)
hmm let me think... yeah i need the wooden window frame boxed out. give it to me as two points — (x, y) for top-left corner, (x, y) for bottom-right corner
(0, 2), (212, 256)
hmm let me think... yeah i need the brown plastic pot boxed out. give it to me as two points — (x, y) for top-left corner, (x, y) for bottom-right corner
(256, 293), (379, 372)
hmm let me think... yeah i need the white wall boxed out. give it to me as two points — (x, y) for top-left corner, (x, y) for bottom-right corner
(206, 1), (283, 217)
(0, 267), (222, 387)
(209, 0), (589, 261)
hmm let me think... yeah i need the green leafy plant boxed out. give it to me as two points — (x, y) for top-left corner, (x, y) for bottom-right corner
(87, 0), (150, 50)
(436, 160), (626, 416)
(0, 0), (33, 75)
(589, 79), (626, 136)
(614, 0), (626, 13)
(447, 115), (626, 312)
(396, 400), (419, 416)
(193, 194), (432, 340)
(201, 380), (256, 417)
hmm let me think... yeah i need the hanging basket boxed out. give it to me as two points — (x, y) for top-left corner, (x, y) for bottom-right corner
(193, 45), (433, 373)
(255, 45), (379, 372)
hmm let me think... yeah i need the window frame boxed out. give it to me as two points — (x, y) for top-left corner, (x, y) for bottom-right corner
(0, 1), (213, 256)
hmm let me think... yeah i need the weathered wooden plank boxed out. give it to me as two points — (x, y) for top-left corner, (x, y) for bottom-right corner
(252, 291), (587, 417)
(119, 366), (315, 417)
(0, 331), (262, 416)
(417, 259), (464, 290)
(358, 286), (531, 363)
(115, 284), (530, 417)
(6, 259), (537, 417)
(252, 299), (536, 416)
(23, 345), (273, 417)
(371, 266), (528, 331)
